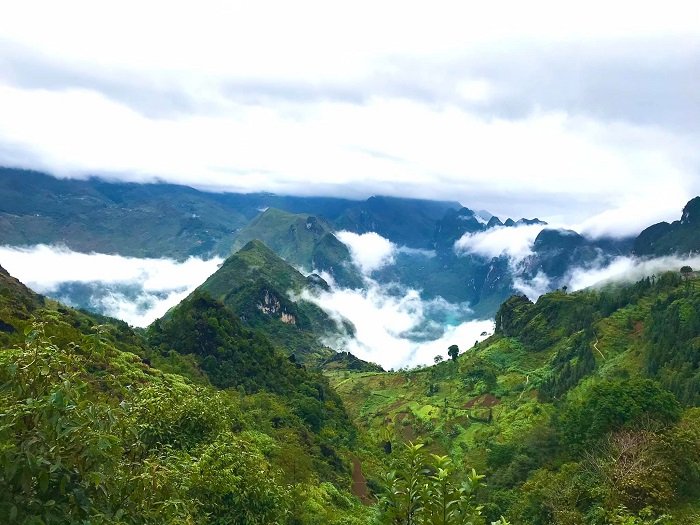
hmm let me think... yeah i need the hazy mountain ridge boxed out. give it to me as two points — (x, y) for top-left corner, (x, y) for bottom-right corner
(634, 196), (700, 257)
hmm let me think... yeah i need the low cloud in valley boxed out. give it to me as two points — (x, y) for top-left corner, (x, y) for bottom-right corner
(0, 244), (222, 326)
(454, 224), (547, 262)
(303, 280), (494, 370)
(335, 231), (396, 274)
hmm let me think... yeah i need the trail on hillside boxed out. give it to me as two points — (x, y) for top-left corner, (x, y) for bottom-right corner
(594, 338), (605, 359)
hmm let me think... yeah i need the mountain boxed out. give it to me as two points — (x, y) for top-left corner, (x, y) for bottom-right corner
(3, 244), (700, 523)
(634, 196), (700, 256)
(0, 264), (373, 524)
(231, 208), (363, 287)
(0, 166), (469, 259)
(335, 195), (461, 248)
(192, 239), (351, 363)
(0, 167), (253, 259)
(0, 262), (43, 321)
(517, 228), (633, 285)
(433, 207), (486, 251)
(329, 270), (700, 523)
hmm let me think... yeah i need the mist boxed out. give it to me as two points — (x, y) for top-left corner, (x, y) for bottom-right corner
(302, 279), (494, 370)
(567, 254), (700, 292)
(0, 244), (222, 326)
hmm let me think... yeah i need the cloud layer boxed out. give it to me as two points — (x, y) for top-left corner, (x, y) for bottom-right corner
(454, 224), (548, 261)
(0, 244), (222, 326)
(335, 231), (396, 274)
(567, 255), (700, 292)
(0, 2), (698, 235)
(303, 281), (493, 370)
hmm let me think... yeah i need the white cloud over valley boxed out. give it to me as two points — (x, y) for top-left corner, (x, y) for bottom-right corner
(0, 244), (222, 326)
(302, 281), (494, 370)
(454, 224), (548, 262)
(566, 255), (700, 292)
(335, 231), (396, 274)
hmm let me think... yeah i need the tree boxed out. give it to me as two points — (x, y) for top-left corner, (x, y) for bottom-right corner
(681, 266), (693, 279)
(379, 443), (488, 525)
(448, 344), (460, 362)
(434, 354), (444, 364)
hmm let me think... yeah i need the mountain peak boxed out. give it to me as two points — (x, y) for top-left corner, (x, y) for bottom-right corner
(240, 238), (276, 254)
(634, 196), (700, 256)
(681, 196), (700, 225)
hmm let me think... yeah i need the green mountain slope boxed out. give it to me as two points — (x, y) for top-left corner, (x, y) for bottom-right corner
(231, 208), (363, 287)
(634, 196), (700, 256)
(335, 195), (461, 249)
(0, 264), (373, 524)
(329, 271), (700, 523)
(0, 167), (254, 259)
(195, 239), (351, 363)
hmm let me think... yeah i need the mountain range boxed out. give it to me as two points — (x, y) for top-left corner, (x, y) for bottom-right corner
(2, 225), (700, 522)
(3, 168), (700, 368)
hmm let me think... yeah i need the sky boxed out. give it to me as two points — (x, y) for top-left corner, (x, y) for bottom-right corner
(0, 1), (699, 236)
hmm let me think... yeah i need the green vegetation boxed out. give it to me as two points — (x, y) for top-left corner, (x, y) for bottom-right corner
(3, 187), (700, 524)
(0, 265), (374, 524)
(195, 239), (349, 364)
(231, 208), (363, 288)
(330, 271), (700, 524)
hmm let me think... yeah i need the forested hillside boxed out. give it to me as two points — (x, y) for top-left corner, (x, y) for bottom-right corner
(330, 270), (700, 524)
(0, 264), (374, 524)
(191, 239), (353, 364)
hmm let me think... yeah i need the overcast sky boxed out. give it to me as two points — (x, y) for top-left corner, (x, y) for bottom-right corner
(1, 1), (698, 236)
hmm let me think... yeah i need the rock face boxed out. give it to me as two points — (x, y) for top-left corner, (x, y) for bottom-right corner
(194, 240), (349, 363)
(256, 289), (297, 325)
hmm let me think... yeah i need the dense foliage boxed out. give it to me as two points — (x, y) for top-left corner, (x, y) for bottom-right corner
(0, 271), (373, 524)
(195, 240), (343, 364)
(331, 271), (700, 524)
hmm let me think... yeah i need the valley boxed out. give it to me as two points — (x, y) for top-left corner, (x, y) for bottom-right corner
(1, 168), (700, 523)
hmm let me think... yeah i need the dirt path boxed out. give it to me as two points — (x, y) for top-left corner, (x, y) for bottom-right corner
(351, 457), (372, 505)
(593, 338), (605, 359)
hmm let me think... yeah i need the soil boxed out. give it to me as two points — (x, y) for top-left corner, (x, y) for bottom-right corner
(464, 393), (501, 409)
(351, 457), (372, 505)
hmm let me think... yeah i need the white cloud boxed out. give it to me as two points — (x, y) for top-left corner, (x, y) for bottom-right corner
(302, 280), (493, 369)
(454, 224), (548, 262)
(513, 271), (552, 301)
(575, 188), (692, 239)
(567, 255), (700, 292)
(0, 244), (222, 326)
(509, 254), (700, 303)
(0, 2), (697, 228)
(335, 231), (396, 274)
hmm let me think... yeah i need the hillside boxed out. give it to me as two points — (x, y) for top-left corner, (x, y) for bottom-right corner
(0, 264), (374, 524)
(3, 249), (700, 523)
(329, 270), (700, 523)
(194, 239), (352, 363)
(634, 196), (700, 256)
(0, 167), (469, 259)
(335, 195), (461, 248)
(231, 208), (363, 287)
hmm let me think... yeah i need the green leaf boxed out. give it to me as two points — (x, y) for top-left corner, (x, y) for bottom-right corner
(39, 470), (49, 493)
